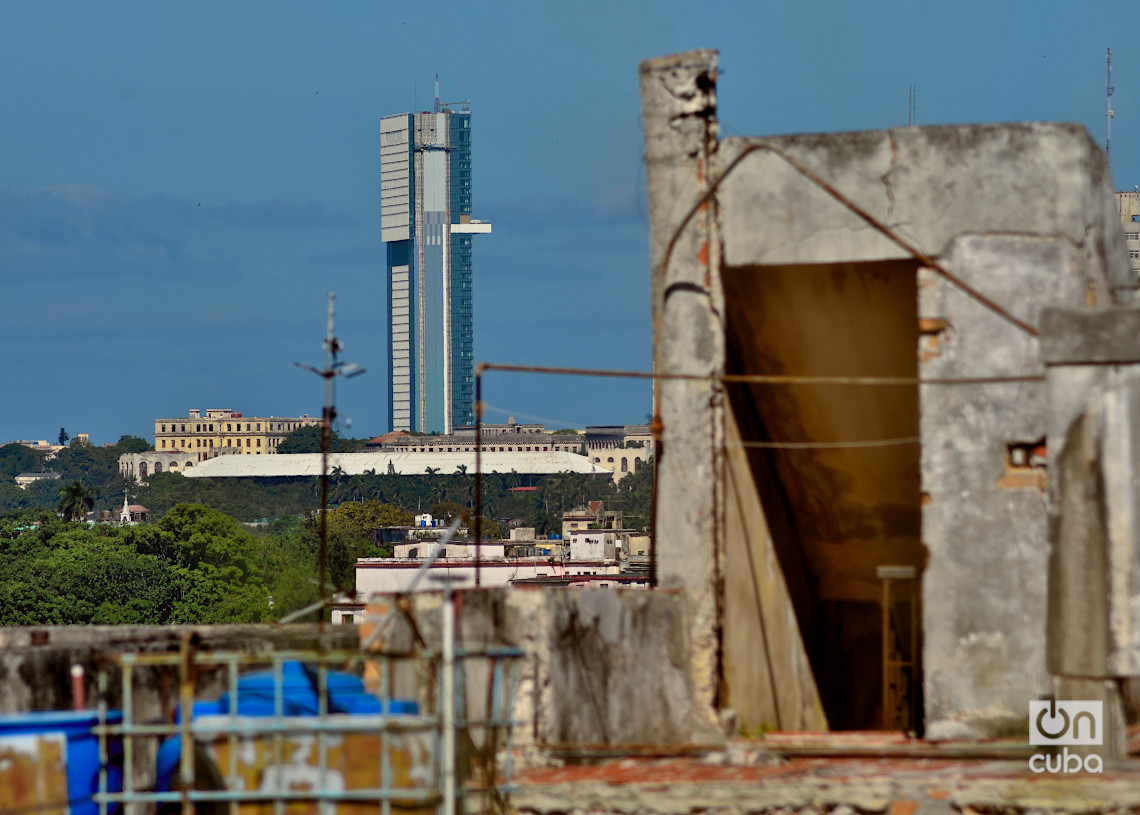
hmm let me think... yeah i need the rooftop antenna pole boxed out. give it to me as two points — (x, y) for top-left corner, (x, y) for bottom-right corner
(908, 84), (916, 126)
(295, 292), (365, 631)
(433, 72), (441, 113)
(1107, 48), (1116, 168)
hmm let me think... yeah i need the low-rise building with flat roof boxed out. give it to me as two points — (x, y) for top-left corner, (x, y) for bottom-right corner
(14, 471), (60, 489)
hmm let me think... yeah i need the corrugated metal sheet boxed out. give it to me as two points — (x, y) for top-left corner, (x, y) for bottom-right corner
(183, 451), (609, 479)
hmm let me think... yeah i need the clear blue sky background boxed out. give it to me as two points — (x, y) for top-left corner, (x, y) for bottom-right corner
(2, 1), (1136, 444)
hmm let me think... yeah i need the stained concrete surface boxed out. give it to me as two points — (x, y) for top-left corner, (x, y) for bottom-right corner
(363, 587), (708, 753)
(643, 45), (1137, 739)
(0, 624), (358, 714)
(511, 737), (1140, 815)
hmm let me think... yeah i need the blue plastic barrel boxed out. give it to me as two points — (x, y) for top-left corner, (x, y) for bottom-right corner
(0, 709), (123, 815)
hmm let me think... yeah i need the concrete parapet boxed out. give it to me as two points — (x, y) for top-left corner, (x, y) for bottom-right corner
(366, 587), (712, 755)
(0, 624), (358, 714)
(1044, 305), (1140, 760)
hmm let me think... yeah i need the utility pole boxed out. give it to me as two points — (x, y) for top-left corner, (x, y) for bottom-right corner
(1107, 48), (1116, 168)
(295, 292), (364, 630)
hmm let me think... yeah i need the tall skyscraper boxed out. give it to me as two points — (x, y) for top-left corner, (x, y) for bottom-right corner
(380, 79), (491, 434)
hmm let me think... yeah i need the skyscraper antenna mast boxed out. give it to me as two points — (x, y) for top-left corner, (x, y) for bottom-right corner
(433, 72), (441, 113)
(1107, 48), (1115, 168)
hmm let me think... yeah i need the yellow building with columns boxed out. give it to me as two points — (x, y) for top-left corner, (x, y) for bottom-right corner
(154, 408), (320, 462)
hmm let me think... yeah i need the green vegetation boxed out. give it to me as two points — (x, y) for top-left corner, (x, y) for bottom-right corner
(275, 425), (370, 454)
(318, 500), (412, 587)
(613, 456), (653, 530)
(56, 481), (99, 522)
(0, 436), (153, 518)
(0, 504), (274, 625)
(275, 425), (324, 454)
(0, 446), (655, 625)
(0, 443), (45, 479)
(131, 473), (317, 521)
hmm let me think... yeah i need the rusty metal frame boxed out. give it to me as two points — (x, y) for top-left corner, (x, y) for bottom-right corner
(93, 641), (523, 815)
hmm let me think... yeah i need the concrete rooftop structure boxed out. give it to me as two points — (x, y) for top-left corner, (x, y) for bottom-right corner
(641, 48), (1137, 743)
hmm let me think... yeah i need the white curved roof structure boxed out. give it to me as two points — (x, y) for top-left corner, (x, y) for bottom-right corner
(182, 450), (608, 478)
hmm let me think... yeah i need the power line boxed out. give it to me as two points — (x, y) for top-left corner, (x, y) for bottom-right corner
(478, 361), (1042, 387)
(726, 437), (921, 450)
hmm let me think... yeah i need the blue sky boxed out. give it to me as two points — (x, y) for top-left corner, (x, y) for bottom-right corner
(2, 1), (1137, 444)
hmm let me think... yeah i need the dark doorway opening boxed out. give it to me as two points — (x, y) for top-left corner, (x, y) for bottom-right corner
(720, 259), (924, 732)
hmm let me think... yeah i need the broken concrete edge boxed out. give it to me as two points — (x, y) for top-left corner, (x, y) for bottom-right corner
(715, 122), (1132, 286)
(1042, 306), (1140, 365)
(639, 47), (726, 748)
(1042, 303), (1140, 761)
(371, 587), (726, 755)
(0, 623), (358, 714)
(509, 766), (1140, 815)
(638, 47), (720, 320)
(0, 588), (726, 759)
(0, 623), (352, 650)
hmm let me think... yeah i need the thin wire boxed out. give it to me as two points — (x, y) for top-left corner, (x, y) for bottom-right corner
(479, 361), (1042, 387)
(726, 437), (921, 450)
(653, 141), (1040, 340)
(480, 402), (585, 430)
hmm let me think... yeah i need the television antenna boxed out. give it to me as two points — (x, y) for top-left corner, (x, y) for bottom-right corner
(295, 291), (365, 629)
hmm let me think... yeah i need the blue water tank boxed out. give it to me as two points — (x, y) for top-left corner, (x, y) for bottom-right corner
(0, 709), (123, 815)
(216, 662), (417, 716)
(156, 662), (418, 793)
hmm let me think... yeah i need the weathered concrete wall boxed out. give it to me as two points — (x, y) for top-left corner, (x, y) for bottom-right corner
(639, 49), (724, 743)
(1042, 306), (1140, 759)
(643, 44), (1135, 739)
(917, 235), (1085, 738)
(0, 624), (357, 714)
(724, 127), (1127, 736)
(2, 589), (704, 767)
(372, 588), (708, 754)
(725, 128), (1128, 736)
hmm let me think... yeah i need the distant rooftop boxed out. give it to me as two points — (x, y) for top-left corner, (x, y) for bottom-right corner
(183, 450), (610, 479)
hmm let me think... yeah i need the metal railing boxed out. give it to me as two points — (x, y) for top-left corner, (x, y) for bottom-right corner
(93, 636), (523, 815)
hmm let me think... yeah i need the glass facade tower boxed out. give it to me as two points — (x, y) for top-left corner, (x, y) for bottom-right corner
(380, 92), (490, 434)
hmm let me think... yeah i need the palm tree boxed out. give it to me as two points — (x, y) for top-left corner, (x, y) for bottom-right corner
(425, 466), (440, 476)
(455, 464), (468, 475)
(57, 481), (98, 522)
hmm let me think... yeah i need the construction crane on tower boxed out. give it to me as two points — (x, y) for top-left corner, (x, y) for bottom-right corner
(433, 72), (471, 113)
